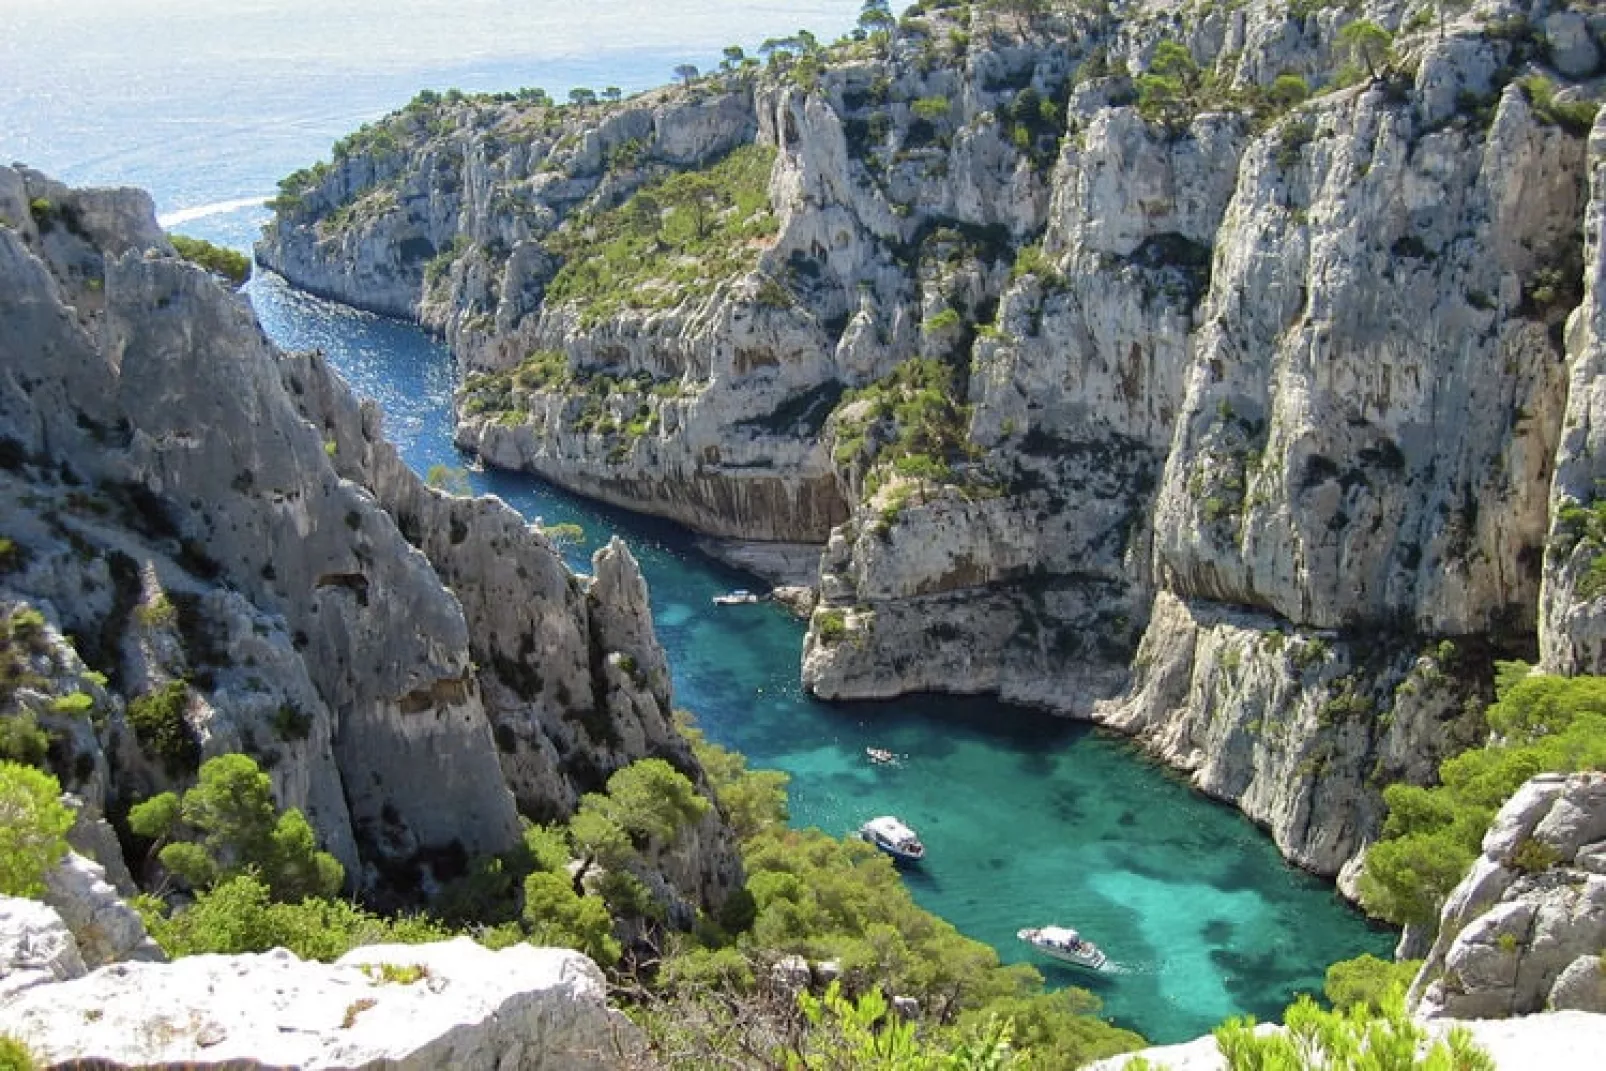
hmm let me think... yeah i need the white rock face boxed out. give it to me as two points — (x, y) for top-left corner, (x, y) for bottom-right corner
(0, 938), (645, 1070)
(1543, 113), (1606, 674)
(1, 165), (739, 913)
(0, 897), (86, 1001)
(1092, 591), (1486, 881)
(1412, 772), (1606, 1020)
(41, 852), (163, 969)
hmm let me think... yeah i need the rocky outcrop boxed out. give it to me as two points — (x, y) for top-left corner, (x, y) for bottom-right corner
(42, 852), (163, 968)
(1410, 772), (1606, 1020)
(0, 937), (644, 1069)
(0, 165), (737, 912)
(0, 897), (85, 1000)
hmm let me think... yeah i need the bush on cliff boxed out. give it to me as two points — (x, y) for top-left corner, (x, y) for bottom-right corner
(168, 234), (250, 287)
(544, 143), (778, 326)
(0, 1036), (36, 1071)
(128, 753), (343, 902)
(1196, 988), (1491, 1071)
(137, 872), (449, 961)
(1323, 953), (1422, 1013)
(1360, 669), (1606, 928)
(0, 762), (73, 897)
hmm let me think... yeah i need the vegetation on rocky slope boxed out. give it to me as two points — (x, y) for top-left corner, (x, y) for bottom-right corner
(1360, 668), (1606, 930)
(544, 143), (779, 327)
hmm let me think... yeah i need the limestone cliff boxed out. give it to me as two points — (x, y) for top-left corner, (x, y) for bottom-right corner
(260, 1), (1604, 883)
(0, 907), (644, 1070)
(1408, 771), (1606, 1020)
(0, 165), (738, 910)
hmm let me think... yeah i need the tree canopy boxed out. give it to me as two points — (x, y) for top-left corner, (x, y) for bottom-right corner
(0, 762), (72, 897)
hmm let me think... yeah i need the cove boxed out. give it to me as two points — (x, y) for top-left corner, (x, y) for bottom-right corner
(247, 270), (1395, 1044)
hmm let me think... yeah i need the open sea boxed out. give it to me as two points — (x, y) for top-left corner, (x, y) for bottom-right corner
(1, 0), (1394, 1043)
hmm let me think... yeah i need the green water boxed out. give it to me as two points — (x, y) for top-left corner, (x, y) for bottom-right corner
(249, 273), (1395, 1043)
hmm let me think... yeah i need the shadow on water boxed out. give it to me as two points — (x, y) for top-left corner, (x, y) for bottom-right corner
(246, 275), (1399, 1044)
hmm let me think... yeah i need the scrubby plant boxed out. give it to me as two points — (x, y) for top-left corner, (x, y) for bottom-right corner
(1337, 19), (1393, 81)
(1214, 988), (1491, 1069)
(0, 762), (73, 896)
(0, 1036), (36, 1071)
(816, 608), (848, 644)
(678, 712), (789, 840)
(1518, 74), (1599, 137)
(126, 680), (199, 775)
(137, 872), (448, 961)
(424, 464), (472, 496)
(1324, 953), (1422, 1012)
(168, 234), (250, 287)
(0, 711), (49, 768)
(523, 869), (621, 965)
(544, 144), (778, 326)
(129, 752), (343, 901)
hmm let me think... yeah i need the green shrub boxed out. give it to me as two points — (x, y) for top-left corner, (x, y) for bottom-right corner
(0, 712), (49, 768)
(923, 306), (962, 333)
(1267, 73), (1310, 107)
(424, 464), (472, 496)
(126, 681), (200, 775)
(271, 704), (314, 742)
(0, 1036), (36, 1071)
(140, 873), (447, 961)
(0, 762), (74, 896)
(677, 713), (789, 840)
(522, 870), (620, 965)
(144, 753), (343, 901)
(1215, 988), (1491, 1069)
(49, 691), (94, 718)
(1324, 953), (1422, 1012)
(582, 758), (709, 847)
(816, 609), (848, 645)
(168, 234), (250, 287)
(1518, 75), (1599, 137)
(0, 538), (27, 575)
(544, 144), (778, 327)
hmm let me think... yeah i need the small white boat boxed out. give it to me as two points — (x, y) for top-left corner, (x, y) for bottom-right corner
(866, 746), (897, 765)
(712, 589), (763, 605)
(859, 815), (924, 863)
(1017, 925), (1108, 971)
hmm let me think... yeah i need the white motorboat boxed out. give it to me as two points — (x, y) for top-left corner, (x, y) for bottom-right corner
(712, 589), (763, 605)
(859, 815), (925, 863)
(1017, 925), (1108, 971)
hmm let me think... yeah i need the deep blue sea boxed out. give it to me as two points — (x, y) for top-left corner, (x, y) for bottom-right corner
(2, 0), (1394, 1043)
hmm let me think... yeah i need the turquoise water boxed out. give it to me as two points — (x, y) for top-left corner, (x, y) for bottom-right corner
(248, 274), (1394, 1042)
(4, 1), (1394, 1042)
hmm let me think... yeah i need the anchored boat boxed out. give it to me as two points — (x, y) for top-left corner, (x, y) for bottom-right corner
(1017, 925), (1108, 971)
(858, 815), (925, 863)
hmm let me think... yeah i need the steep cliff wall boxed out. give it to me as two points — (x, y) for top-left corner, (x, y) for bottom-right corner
(0, 165), (737, 908)
(259, 0), (1604, 881)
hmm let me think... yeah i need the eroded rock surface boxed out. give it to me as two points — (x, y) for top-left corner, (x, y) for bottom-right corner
(1411, 771), (1606, 1020)
(0, 938), (644, 1070)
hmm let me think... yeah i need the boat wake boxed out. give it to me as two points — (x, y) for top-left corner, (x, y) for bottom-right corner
(158, 195), (269, 228)
(1097, 959), (1150, 976)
